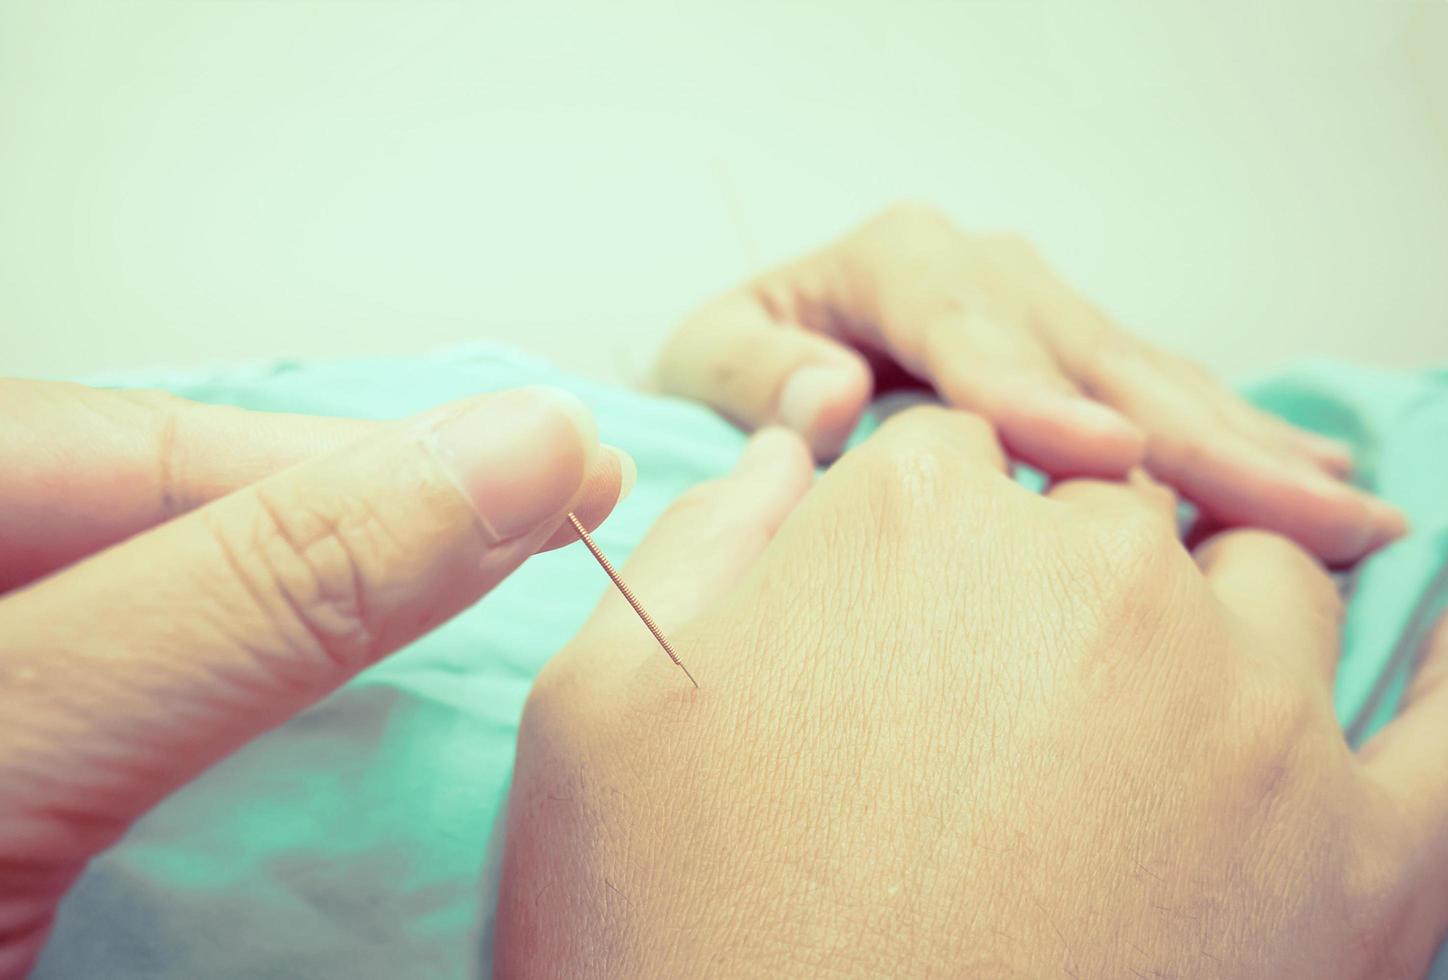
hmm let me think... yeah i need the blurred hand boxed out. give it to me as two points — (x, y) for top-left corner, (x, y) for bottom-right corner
(656, 203), (1405, 564)
(0, 381), (630, 978)
(498, 416), (1447, 978)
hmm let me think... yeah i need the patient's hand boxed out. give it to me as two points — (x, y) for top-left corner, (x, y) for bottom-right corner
(497, 417), (1448, 978)
(656, 203), (1404, 564)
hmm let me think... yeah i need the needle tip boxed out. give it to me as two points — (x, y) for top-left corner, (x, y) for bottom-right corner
(566, 512), (698, 689)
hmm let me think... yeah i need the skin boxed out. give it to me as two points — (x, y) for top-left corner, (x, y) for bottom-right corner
(0, 208), (1420, 976)
(497, 420), (1448, 978)
(0, 381), (630, 978)
(657, 203), (1406, 564)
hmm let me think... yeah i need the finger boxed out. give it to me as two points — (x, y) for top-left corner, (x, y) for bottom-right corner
(919, 310), (1147, 478)
(1177, 436), (1401, 565)
(1044, 292), (1333, 482)
(656, 293), (872, 459)
(1359, 611), (1448, 907)
(1088, 348), (1406, 565)
(0, 381), (616, 593)
(864, 403), (1012, 479)
(828, 209), (1145, 475)
(1193, 529), (1343, 683)
(1166, 362), (1357, 480)
(1046, 468), (1180, 530)
(0, 380), (382, 592)
(537, 446), (633, 551)
(1015, 264), (1347, 484)
(1241, 406), (1355, 478)
(574, 427), (814, 648)
(0, 386), (627, 886)
(1031, 291), (1387, 553)
(722, 406), (1015, 664)
(981, 241), (1366, 531)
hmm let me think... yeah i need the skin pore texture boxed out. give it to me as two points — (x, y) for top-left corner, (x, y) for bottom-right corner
(497, 418), (1448, 979)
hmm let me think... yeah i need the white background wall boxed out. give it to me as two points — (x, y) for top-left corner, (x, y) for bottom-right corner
(3, 1), (1445, 383)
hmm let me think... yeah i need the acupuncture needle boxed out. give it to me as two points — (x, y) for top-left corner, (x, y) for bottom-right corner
(566, 513), (699, 688)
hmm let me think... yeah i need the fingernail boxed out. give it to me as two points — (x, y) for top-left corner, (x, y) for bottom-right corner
(1304, 470), (1365, 505)
(1025, 389), (1144, 442)
(1368, 498), (1409, 539)
(609, 446), (636, 502)
(428, 387), (597, 544)
(1062, 397), (1140, 437)
(778, 365), (854, 434)
(1309, 474), (1411, 555)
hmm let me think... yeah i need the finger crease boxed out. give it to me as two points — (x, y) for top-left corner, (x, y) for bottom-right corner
(154, 401), (183, 520)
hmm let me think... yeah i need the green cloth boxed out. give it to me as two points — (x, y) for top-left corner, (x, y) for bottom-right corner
(33, 348), (1448, 978)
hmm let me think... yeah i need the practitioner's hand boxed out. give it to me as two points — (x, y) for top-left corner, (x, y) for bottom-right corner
(0, 380), (631, 979)
(656, 203), (1405, 564)
(499, 411), (1448, 978)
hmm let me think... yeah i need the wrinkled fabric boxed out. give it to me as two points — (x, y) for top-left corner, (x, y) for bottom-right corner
(32, 348), (1448, 978)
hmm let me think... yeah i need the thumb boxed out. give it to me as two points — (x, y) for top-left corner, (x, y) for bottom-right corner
(0, 386), (626, 886)
(656, 292), (872, 459)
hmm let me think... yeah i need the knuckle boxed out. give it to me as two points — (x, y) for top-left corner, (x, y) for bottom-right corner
(916, 293), (994, 360)
(875, 404), (994, 453)
(870, 402), (951, 446)
(1212, 527), (1300, 563)
(848, 406), (1003, 528)
(1080, 325), (1146, 391)
(856, 412), (953, 515)
(1158, 347), (1217, 387)
(1083, 503), (1178, 573)
(876, 199), (951, 230)
(1135, 476), (1179, 517)
(952, 410), (996, 446)
(982, 231), (1041, 266)
(867, 201), (960, 249)
(869, 406), (986, 471)
(1062, 506), (1192, 648)
(205, 486), (395, 671)
(1210, 529), (1336, 596)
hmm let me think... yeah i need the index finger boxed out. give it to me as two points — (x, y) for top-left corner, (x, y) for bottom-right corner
(0, 380), (624, 592)
(0, 380), (379, 591)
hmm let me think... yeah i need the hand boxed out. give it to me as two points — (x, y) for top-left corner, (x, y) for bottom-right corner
(656, 203), (1405, 564)
(497, 416), (1448, 977)
(0, 380), (631, 978)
